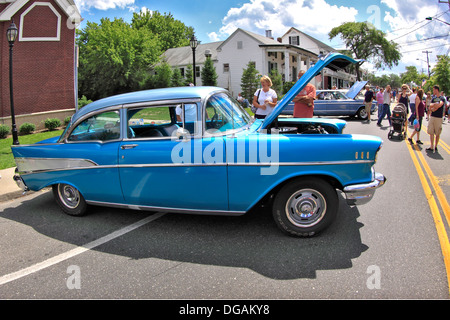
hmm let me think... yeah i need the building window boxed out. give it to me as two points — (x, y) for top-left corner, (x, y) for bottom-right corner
(195, 66), (201, 78)
(237, 41), (243, 49)
(223, 63), (230, 73)
(289, 36), (300, 46)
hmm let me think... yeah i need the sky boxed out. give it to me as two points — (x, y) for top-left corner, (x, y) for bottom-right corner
(73, 0), (450, 77)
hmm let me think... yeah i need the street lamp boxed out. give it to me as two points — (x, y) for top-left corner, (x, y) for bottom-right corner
(6, 20), (19, 145)
(426, 16), (450, 26)
(190, 35), (199, 86)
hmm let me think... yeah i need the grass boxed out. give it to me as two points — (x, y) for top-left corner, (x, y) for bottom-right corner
(0, 129), (64, 170)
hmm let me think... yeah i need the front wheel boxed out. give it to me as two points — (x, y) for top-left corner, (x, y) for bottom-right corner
(52, 183), (87, 216)
(272, 178), (338, 237)
(357, 107), (368, 120)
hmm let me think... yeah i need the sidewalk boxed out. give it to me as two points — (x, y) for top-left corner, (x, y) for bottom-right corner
(0, 167), (26, 202)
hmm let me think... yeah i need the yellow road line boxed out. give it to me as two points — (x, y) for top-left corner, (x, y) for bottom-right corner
(405, 130), (450, 296)
(421, 124), (450, 154)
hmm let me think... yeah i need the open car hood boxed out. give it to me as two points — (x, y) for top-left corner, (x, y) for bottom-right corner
(261, 53), (363, 130)
(345, 80), (368, 99)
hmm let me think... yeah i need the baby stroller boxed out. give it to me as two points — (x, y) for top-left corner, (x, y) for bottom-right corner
(388, 103), (407, 140)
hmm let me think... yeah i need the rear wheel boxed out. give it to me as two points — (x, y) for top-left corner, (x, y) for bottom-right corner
(52, 183), (87, 216)
(272, 178), (338, 237)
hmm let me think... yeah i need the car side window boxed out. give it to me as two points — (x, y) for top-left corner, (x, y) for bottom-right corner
(68, 110), (120, 142)
(127, 104), (197, 139)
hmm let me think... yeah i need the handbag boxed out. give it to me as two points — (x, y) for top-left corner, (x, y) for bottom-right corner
(251, 89), (260, 114)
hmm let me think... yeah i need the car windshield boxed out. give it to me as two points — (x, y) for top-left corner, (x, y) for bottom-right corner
(205, 92), (253, 133)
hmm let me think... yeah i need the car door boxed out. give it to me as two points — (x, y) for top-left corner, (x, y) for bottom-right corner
(60, 108), (123, 203)
(118, 102), (229, 212)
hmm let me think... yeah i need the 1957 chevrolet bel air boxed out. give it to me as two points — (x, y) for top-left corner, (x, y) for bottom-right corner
(12, 53), (386, 237)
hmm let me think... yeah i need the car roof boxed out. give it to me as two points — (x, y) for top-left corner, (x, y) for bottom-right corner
(73, 86), (223, 122)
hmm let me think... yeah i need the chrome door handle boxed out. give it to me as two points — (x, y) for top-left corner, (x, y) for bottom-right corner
(121, 144), (138, 150)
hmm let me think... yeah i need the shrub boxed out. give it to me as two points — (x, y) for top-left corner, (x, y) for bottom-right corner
(44, 118), (61, 131)
(19, 122), (36, 135)
(0, 124), (10, 139)
(64, 116), (71, 125)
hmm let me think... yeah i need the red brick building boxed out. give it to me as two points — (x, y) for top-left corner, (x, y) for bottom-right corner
(0, 0), (81, 128)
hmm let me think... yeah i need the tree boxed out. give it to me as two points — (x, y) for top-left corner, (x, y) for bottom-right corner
(432, 55), (450, 94)
(329, 22), (401, 81)
(131, 10), (194, 52)
(171, 67), (184, 87)
(152, 62), (173, 89)
(241, 62), (260, 101)
(201, 57), (218, 86)
(269, 69), (283, 95)
(184, 64), (194, 86)
(77, 18), (160, 100)
(400, 66), (423, 87)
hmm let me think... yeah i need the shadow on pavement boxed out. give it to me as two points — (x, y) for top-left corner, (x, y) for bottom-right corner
(1, 190), (368, 280)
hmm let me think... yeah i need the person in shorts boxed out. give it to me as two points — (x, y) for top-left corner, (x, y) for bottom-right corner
(364, 85), (374, 122)
(426, 85), (446, 153)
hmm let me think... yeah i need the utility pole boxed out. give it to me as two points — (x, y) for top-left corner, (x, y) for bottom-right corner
(422, 50), (432, 79)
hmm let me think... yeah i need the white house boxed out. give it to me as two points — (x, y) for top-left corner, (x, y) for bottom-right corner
(162, 28), (357, 99)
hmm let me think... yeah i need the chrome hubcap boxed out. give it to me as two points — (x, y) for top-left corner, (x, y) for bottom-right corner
(285, 188), (326, 227)
(58, 184), (80, 209)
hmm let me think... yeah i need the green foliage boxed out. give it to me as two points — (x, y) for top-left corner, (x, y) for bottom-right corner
(19, 123), (36, 135)
(0, 125), (10, 139)
(240, 62), (260, 101)
(432, 55), (450, 94)
(269, 69), (283, 96)
(131, 11), (194, 52)
(184, 64), (194, 86)
(77, 18), (161, 100)
(44, 118), (62, 131)
(201, 57), (218, 86)
(283, 81), (295, 95)
(171, 67), (184, 87)
(152, 62), (173, 89)
(329, 22), (401, 80)
(78, 95), (93, 109)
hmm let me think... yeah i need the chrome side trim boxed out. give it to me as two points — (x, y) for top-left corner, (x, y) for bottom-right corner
(86, 200), (246, 216)
(15, 157), (99, 174)
(15, 157), (373, 175)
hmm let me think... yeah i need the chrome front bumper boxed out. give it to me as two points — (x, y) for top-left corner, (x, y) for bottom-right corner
(343, 172), (386, 206)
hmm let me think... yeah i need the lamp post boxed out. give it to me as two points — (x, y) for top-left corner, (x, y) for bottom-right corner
(190, 35), (198, 86)
(426, 16), (450, 26)
(6, 20), (19, 145)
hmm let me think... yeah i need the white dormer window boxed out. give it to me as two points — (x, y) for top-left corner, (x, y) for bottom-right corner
(289, 36), (300, 46)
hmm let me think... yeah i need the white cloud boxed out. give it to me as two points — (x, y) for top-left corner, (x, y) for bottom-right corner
(74, 0), (136, 12)
(216, 0), (358, 45)
(381, 0), (449, 73)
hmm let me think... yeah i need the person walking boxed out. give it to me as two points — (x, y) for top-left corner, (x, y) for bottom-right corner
(377, 85), (392, 127)
(408, 88), (417, 125)
(376, 87), (384, 119)
(426, 85), (446, 153)
(364, 85), (374, 122)
(408, 88), (425, 145)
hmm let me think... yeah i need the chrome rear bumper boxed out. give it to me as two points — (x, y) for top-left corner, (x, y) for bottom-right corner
(343, 172), (386, 206)
(13, 169), (29, 192)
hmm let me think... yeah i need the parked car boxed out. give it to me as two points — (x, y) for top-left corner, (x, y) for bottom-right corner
(280, 81), (377, 119)
(12, 53), (386, 237)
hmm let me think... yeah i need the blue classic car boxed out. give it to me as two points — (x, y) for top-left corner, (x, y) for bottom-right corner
(280, 81), (377, 119)
(12, 53), (386, 237)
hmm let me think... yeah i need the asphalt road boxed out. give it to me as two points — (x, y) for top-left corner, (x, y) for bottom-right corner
(0, 116), (449, 303)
